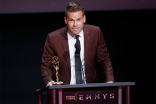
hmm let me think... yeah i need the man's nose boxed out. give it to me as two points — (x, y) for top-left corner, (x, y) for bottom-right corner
(73, 21), (77, 26)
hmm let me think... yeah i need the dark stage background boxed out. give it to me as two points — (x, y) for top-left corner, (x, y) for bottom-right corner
(0, 9), (155, 104)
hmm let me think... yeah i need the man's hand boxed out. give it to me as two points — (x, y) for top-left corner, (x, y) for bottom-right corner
(106, 81), (114, 83)
(46, 80), (56, 87)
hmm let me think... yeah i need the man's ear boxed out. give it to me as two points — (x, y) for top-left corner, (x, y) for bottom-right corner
(64, 17), (67, 24)
(83, 15), (86, 23)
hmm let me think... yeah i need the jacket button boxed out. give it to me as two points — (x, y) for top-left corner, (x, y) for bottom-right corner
(68, 79), (70, 82)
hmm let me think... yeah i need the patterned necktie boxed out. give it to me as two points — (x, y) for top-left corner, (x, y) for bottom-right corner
(75, 35), (82, 84)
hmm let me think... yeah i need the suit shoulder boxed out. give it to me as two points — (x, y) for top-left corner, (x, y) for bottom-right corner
(48, 26), (67, 37)
(84, 24), (100, 30)
(84, 24), (101, 34)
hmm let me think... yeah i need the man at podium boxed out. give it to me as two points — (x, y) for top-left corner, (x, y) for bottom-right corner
(40, 2), (114, 87)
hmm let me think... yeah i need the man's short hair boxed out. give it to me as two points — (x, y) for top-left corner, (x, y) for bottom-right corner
(65, 2), (84, 17)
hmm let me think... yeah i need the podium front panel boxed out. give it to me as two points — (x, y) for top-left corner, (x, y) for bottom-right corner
(61, 87), (118, 104)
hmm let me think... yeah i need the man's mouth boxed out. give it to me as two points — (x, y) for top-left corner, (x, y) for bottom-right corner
(72, 28), (79, 31)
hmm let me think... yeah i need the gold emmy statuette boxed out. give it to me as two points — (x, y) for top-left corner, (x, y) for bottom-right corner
(52, 56), (63, 85)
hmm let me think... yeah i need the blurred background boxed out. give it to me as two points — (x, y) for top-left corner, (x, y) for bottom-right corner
(0, 0), (155, 104)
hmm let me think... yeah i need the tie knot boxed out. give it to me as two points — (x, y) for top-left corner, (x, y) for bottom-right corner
(75, 35), (80, 39)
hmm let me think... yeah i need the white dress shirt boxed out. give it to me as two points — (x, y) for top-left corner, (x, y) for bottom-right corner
(67, 29), (86, 84)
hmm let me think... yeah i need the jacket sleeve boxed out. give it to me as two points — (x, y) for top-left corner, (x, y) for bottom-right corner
(40, 34), (54, 86)
(96, 27), (114, 82)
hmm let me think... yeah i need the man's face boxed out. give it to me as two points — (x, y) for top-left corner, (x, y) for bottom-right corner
(64, 11), (86, 36)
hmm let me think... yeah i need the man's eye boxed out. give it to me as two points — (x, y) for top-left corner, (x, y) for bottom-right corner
(69, 20), (73, 21)
(78, 19), (81, 21)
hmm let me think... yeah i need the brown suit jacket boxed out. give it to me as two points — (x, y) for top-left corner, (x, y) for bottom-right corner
(40, 24), (114, 86)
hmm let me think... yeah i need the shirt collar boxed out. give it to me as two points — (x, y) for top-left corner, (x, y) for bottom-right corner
(78, 29), (83, 38)
(67, 29), (84, 40)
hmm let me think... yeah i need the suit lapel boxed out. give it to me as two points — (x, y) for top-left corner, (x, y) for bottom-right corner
(60, 27), (71, 72)
(83, 25), (90, 69)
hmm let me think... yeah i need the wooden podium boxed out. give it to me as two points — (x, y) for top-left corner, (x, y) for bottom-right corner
(34, 82), (135, 104)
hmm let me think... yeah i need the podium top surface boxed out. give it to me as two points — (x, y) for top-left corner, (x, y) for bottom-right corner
(48, 82), (135, 89)
(33, 82), (135, 95)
